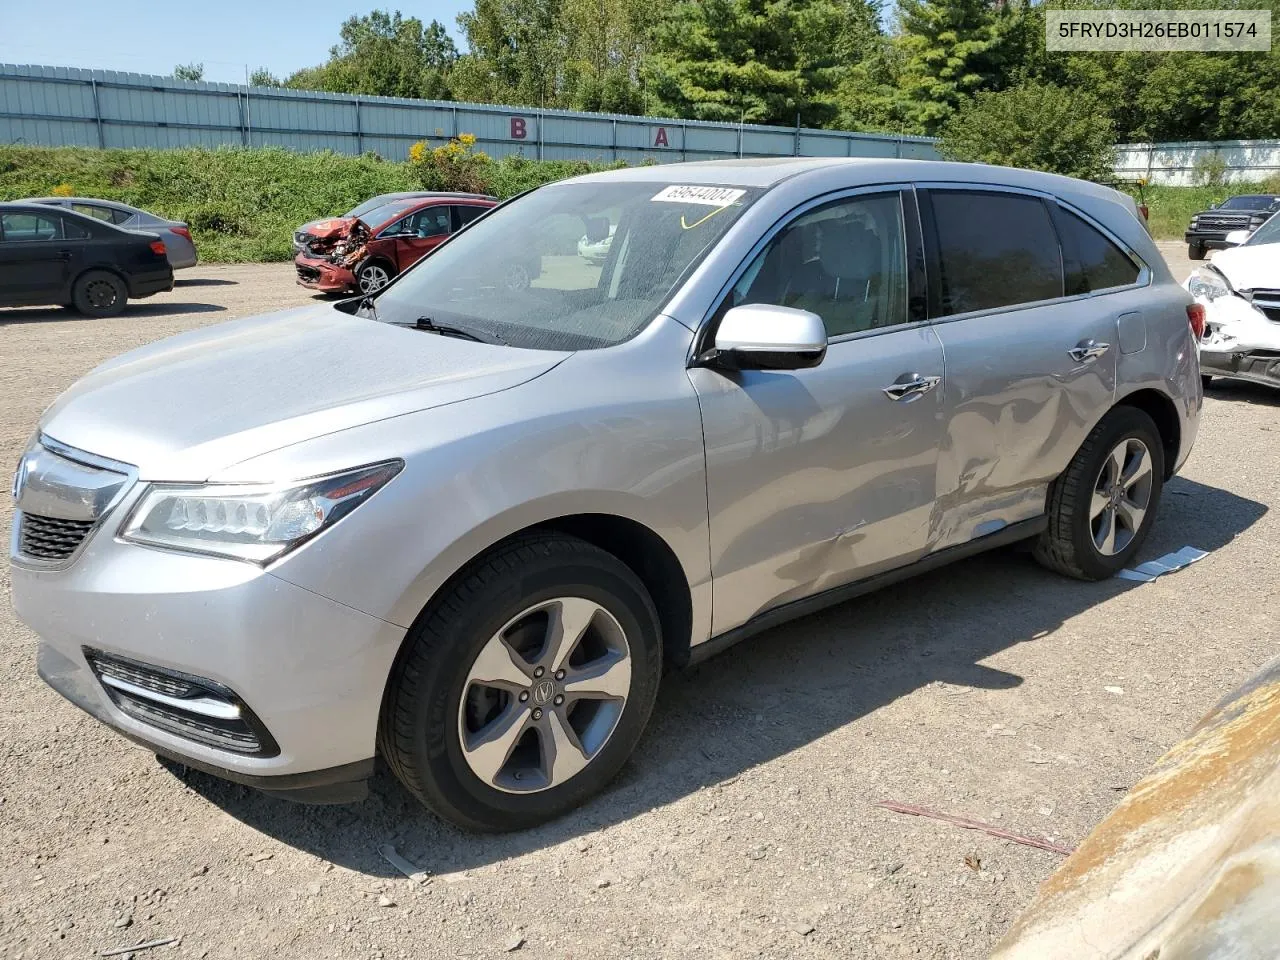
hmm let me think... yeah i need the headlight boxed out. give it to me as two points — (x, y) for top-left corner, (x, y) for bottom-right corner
(120, 460), (402, 563)
(1187, 268), (1230, 301)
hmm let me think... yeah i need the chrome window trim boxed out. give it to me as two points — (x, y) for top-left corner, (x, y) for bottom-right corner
(10, 434), (139, 571)
(689, 183), (921, 363)
(914, 181), (1152, 327)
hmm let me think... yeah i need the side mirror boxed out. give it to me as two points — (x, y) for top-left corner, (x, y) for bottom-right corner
(1224, 229), (1251, 246)
(700, 304), (827, 371)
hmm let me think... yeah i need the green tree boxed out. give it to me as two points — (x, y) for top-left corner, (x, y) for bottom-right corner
(248, 67), (282, 88)
(937, 80), (1116, 180)
(173, 62), (205, 82)
(286, 10), (458, 99)
(454, 0), (564, 107)
(645, 0), (880, 127)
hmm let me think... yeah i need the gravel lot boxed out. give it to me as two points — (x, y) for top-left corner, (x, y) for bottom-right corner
(3, 243), (1276, 960)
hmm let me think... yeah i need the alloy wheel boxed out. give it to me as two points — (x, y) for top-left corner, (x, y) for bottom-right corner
(457, 597), (632, 794)
(1090, 437), (1154, 556)
(359, 265), (391, 293)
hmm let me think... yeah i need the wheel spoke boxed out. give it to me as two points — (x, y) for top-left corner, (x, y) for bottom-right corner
(542, 597), (600, 672)
(1107, 446), (1126, 486)
(1089, 488), (1110, 519)
(1116, 497), (1147, 534)
(468, 635), (532, 690)
(1095, 507), (1117, 555)
(463, 704), (531, 785)
(542, 710), (590, 786)
(563, 654), (632, 700)
(1122, 447), (1152, 488)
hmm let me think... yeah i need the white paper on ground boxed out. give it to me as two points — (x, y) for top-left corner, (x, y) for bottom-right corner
(1116, 568), (1158, 582)
(1119, 546), (1208, 582)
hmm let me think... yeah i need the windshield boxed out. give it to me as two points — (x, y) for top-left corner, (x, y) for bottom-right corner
(373, 180), (761, 350)
(1221, 195), (1279, 211)
(1245, 211), (1280, 246)
(346, 194), (416, 219)
(354, 198), (424, 229)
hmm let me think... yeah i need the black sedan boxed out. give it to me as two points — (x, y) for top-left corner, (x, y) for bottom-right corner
(0, 202), (173, 317)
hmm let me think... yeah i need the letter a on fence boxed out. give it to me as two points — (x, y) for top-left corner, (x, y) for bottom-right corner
(654, 127), (669, 147)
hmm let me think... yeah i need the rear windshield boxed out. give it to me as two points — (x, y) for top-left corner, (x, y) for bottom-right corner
(373, 181), (761, 351)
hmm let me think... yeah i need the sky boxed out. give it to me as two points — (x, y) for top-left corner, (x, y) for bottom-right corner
(0, 0), (474, 84)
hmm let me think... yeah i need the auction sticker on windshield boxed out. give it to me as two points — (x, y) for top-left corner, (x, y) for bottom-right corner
(651, 185), (747, 207)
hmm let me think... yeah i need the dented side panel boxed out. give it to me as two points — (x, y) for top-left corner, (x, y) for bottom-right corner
(994, 656), (1280, 960)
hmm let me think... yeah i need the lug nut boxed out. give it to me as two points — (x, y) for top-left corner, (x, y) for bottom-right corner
(555, 669), (566, 680)
(533, 666), (545, 678)
(532, 708), (543, 720)
(519, 691), (529, 702)
(553, 694), (565, 706)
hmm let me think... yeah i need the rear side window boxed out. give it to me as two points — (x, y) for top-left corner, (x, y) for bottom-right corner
(0, 212), (62, 241)
(924, 190), (1063, 316)
(452, 204), (488, 229)
(71, 202), (129, 224)
(1053, 207), (1141, 294)
(63, 218), (93, 240)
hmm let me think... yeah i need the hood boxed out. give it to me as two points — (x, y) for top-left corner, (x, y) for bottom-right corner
(299, 217), (361, 239)
(1208, 244), (1280, 291)
(40, 305), (568, 480)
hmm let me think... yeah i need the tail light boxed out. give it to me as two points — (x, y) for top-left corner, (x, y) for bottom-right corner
(1187, 303), (1206, 339)
(149, 240), (167, 257)
(170, 225), (192, 241)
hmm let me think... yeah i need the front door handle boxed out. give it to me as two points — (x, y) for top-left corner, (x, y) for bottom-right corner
(1069, 339), (1111, 364)
(56, 249), (73, 260)
(882, 373), (942, 402)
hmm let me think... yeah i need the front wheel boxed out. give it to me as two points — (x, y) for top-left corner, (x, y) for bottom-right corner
(1034, 407), (1165, 581)
(356, 260), (394, 294)
(379, 534), (662, 831)
(1188, 242), (1206, 261)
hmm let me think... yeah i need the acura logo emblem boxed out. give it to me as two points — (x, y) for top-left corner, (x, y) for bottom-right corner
(532, 680), (555, 706)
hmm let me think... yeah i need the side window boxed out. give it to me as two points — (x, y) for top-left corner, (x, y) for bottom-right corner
(410, 206), (450, 238)
(71, 203), (114, 222)
(1053, 207), (1141, 294)
(109, 208), (134, 225)
(452, 205), (487, 230)
(0, 212), (62, 242)
(63, 218), (93, 240)
(730, 192), (909, 338)
(925, 190), (1062, 316)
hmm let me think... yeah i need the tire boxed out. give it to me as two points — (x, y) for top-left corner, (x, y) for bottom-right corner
(1202, 374), (1214, 391)
(355, 260), (394, 295)
(1188, 242), (1206, 261)
(379, 533), (663, 831)
(1034, 406), (1165, 581)
(71, 270), (127, 317)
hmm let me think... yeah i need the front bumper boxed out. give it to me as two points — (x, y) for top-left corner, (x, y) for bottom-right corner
(1200, 348), (1280, 388)
(11, 494), (405, 799)
(295, 255), (355, 293)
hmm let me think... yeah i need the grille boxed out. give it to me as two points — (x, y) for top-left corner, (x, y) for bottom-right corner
(296, 264), (321, 282)
(1197, 214), (1251, 231)
(85, 649), (278, 757)
(1253, 289), (1280, 323)
(19, 513), (95, 561)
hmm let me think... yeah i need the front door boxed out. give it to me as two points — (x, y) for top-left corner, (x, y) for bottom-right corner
(392, 205), (451, 271)
(690, 189), (947, 635)
(0, 211), (73, 302)
(917, 187), (1125, 549)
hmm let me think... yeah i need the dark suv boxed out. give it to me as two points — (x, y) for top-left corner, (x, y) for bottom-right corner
(1185, 194), (1280, 259)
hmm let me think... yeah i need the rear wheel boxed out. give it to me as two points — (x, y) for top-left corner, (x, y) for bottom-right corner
(71, 270), (127, 317)
(379, 533), (662, 831)
(1034, 407), (1165, 581)
(1188, 242), (1206, 261)
(356, 260), (394, 294)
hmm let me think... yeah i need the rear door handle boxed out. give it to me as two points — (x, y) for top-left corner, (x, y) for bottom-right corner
(1069, 339), (1110, 363)
(56, 249), (73, 260)
(882, 373), (941, 402)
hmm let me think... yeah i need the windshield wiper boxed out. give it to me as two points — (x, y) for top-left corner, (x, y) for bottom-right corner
(414, 316), (507, 345)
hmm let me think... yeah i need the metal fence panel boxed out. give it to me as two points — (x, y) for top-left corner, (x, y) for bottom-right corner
(0, 63), (943, 166)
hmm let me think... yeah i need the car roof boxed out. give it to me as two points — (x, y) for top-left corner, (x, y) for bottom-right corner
(568, 156), (1135, 205)
(362, 194), (497, 227)
(371, 191), (496, 201)
(24, 196), (143, 213)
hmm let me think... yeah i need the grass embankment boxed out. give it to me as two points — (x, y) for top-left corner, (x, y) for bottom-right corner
(0, 146), (617, 262)
(2, 145), (1277, 261)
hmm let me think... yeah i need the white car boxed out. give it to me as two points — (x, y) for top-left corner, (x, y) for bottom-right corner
(1187, 211), (1280, 390)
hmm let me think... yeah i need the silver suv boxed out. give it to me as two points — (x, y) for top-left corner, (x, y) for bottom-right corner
(10, 159), (1201, 830)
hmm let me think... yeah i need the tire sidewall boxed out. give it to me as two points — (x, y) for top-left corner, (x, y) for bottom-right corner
(403, 551), (661, 829)
(1069, 408), (1165, 578)
(73, 271), (126, 317)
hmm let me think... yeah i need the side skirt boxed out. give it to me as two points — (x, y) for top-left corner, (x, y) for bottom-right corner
(688, 516), (1047, 667)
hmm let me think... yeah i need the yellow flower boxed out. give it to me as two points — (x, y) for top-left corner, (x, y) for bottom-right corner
(51, 183), (74, 197)
(458, 133), (477, 147)
(408, 141), (427, 164)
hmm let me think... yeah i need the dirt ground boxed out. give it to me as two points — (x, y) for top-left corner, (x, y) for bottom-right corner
(2, 244), (1276, 960)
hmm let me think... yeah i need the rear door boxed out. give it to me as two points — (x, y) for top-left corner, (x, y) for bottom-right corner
(0, 211), (76, 302)
(690, 187), (947, 634)
(391, 204), (451, 270)
(919, 187), (1129, 549)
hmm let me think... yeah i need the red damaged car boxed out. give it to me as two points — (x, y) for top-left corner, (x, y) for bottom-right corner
(294, 194), (497, 295)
